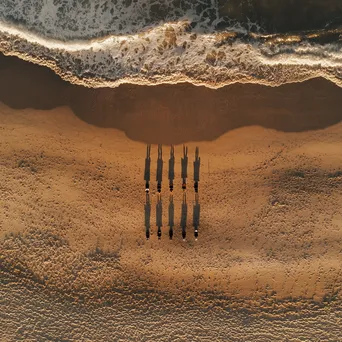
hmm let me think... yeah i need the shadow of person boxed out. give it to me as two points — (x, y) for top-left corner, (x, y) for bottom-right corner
(156, 195), (163, 240)
(156, 144), (163, 193)
(168, 195), (174, 240)
(144, 193), (151, 240)
(144, 144), (151, 193)
(168, 145), (175, 192)
(181, 145), (188, 191)
(193, 193), (200, 240)
(193, 146), (200, 193)
(181, 192), (187, 241)
(2, 54), (342, 145)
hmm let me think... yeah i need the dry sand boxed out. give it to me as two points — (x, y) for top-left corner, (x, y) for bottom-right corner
(1, 54), (342, 341)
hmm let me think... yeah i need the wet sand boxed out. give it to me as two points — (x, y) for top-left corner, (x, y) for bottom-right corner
(1, 54), (342, 340)
(1, 54), (342, 144)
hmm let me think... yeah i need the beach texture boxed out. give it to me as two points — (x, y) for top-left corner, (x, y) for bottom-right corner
(1, 1), (342, 340)
(1, 54), (342, 340)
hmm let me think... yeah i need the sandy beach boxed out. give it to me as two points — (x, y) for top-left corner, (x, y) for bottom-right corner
(1, 54), (342, 340)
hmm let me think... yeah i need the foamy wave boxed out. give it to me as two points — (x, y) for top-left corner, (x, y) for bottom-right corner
(0, 0), (248, 39)
(1, 19), (342, 89)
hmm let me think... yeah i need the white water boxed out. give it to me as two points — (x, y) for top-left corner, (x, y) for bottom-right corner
(1, 1), (342, 88)
(0, 0), (238, 39)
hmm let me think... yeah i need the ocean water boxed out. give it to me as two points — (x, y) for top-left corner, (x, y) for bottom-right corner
(1, 0), (342, 88)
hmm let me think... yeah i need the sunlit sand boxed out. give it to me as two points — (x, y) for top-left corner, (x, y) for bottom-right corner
(1, 55), (342, 340)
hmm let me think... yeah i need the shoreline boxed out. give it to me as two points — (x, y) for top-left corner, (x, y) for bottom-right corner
(1, 52), (342, 144)
(2, 22), (342, 90)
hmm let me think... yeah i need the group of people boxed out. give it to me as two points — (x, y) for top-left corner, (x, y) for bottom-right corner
(144, 144), (201, 240)
(144, 144), (200, 194)
(144, 192), (200, 241)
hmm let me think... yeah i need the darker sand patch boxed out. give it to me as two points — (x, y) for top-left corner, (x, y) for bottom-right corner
(0, 53), (342, 144)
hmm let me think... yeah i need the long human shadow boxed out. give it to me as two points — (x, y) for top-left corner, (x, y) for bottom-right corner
(180, 192), (187, 241)
(144, 144), (151, 192)
(156, 196), (163, 240)
(168, 195), (174, 240)
(144, 193), (151, 240)
(1, 54), (342, 144)
(193, 147), (200, 193)
(181, 146), (188, 191)
(168, 145), (175, 192)
(156, 144), (163, 193)
(193, 193), (200, 240)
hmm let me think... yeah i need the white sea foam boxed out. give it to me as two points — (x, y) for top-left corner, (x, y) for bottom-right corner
(1, 1), (342, 89)
(0, 0), (232, 39)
